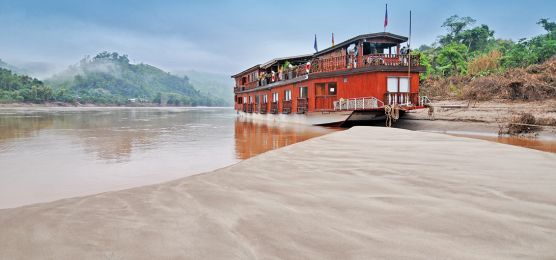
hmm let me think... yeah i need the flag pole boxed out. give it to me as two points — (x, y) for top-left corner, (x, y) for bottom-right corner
(384, 4), (388, 32)
(408, 10), (412, 77)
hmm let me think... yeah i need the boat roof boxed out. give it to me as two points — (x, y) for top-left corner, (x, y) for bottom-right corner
(230, 64), (260, 78)
(232, 54), (312, 78)
(260, 54), (312, 69)
(232, 32), (408, 78)
(314, 32), (408, 56)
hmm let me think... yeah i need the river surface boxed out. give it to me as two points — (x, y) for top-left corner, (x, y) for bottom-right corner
(0, 107), (334, 208)
(1, 107), (554, 209)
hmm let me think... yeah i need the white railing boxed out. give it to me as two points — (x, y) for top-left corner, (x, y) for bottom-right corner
(334, 97), (384, 111)
(419, 96), (431, 107)
(385, 92), (412, 106)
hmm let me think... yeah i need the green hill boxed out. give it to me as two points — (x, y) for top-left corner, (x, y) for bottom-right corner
(46, 52), (227, 106)
(0, 68), (53, 103)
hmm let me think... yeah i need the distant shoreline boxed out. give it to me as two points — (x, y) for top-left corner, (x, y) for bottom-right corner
(0, 102), (234, 108)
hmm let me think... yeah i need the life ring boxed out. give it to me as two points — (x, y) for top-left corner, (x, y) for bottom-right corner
(305, 62), (311, 73)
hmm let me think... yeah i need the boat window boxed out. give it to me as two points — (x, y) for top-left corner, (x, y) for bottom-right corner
(399, 77), (410, 92)
(328, 82), (337, 95)
(387, 77), (399, 92)
(387, 77), (410, 92)
(363, 42), (373, 55)
(299, 86), (308, 99)
(284, 90), (292, 101)
(272, 92), (279, 102)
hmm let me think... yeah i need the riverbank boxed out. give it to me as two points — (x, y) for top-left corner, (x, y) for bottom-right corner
(407, 99), (556, 131)
(396, 119), (556, 153)
(0, 102), (234, 108)
(1, 126), (555, 259)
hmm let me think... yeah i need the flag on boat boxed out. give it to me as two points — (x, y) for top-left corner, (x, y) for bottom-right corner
(332, 33), (335, 47)
(314, 34), (318, 52)
(384, 4), (388, 30)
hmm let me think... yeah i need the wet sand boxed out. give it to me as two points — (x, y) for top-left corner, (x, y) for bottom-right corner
(407, 100), (556, 125)
(396, 118), (556, 153)
(1, 127), (556, 259)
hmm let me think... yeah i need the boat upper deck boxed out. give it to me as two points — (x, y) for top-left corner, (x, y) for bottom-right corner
(233, 32), (423, 93)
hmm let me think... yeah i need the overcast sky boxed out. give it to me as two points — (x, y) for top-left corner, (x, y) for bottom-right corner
(0, 0), (554, 78)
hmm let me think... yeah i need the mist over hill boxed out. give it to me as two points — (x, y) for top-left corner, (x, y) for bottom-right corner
(45, 52), (227, 106)
(0, 59), (28, 76)
(174, 70), (234, 106)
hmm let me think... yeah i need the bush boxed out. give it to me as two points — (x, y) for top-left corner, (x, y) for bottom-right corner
(467, 50), (502, 76)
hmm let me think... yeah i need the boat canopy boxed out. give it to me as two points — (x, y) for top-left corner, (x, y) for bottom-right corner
(314, 32), (408, 56)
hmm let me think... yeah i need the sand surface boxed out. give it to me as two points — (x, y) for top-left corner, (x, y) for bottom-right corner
(408, 100), (556, 129)
(1, 127), (555, 259)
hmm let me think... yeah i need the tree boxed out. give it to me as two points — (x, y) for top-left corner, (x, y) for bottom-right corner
(435, 43), (468, 76)
(455, 24), (495, 53)
(501, 19), (556, 68)
(413, 50), (432, 80)
(537, 18), (556, 33)
(439, 15), (476, 45)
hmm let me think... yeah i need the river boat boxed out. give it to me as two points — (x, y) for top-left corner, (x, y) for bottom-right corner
(232, 32), (428, 126)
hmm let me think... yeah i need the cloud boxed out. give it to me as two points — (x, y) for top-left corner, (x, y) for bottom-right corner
(0, 13), (234, 78)
(1, 0), (554, 79)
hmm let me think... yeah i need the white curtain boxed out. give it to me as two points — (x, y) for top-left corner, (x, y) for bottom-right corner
(399, 77), (410, 92)
(387, 77), (398, 92)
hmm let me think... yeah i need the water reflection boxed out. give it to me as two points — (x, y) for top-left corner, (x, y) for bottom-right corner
(0, 112), (54, 145)
(450, 133), (556, 154)
(234, 118), (337, 159)
(0, 108), (229, 162)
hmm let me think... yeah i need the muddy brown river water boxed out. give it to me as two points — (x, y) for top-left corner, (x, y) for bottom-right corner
(0, 107), (334, 208)
(0, 107), (553, 209)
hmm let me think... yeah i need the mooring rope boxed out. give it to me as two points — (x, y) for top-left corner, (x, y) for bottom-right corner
(384, 104), (400, 127)
(428, 105), (435, 121)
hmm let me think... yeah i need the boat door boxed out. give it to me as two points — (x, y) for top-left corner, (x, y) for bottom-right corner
(315, 82), (337, 111)
(255, 95), (260, 112)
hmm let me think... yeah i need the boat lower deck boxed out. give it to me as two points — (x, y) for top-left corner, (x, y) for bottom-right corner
(237, 107), (415, 127)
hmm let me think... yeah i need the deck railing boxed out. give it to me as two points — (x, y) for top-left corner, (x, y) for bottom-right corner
(383, 92), (420, 106)
(308, 54), (419, 75)
(259, 102), (268, 114)
(297, 98), (308, 113)
(419, 96), (431, 107)
(246, 103), (254, 113)
(362, 54), (420, 67)
(270, 102), (279, 114)
(282, 100), (292, 114)
(234, 54), (421, 92)
(333, 97), (384, 111)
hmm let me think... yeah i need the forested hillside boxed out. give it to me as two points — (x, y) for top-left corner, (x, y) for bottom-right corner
(46, 52), (227, 105)
(0, 68), (53, 103)
(417, 16), (556, 100)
